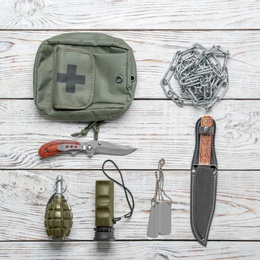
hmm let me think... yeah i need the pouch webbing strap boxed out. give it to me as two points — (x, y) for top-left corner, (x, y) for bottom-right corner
(71, 121), (105, 139)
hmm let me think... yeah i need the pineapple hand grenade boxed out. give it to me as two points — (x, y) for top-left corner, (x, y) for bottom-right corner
(44, 175), (73, 239)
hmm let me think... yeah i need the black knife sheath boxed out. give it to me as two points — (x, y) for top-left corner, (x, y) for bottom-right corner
(190, 116), (218, 246)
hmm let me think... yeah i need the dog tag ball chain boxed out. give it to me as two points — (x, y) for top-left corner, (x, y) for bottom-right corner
(147, 159), (172, 238)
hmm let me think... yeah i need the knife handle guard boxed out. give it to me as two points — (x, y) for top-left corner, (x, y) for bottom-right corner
(38, 140), (81, 158)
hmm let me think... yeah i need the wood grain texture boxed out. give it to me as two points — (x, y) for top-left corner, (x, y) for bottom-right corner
(0, 99), (259, 170)
(1, 0), (260, 30)
(1, 241), (260, 259)
(1, 0), (260, 257)
(0, 169), (259, 241)
(1, 30), (260, 99)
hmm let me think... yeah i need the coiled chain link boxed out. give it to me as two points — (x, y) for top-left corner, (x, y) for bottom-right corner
(161, 43), (230, 111)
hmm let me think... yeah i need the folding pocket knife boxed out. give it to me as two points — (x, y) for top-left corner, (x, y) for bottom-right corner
(38, 140), (136, 158)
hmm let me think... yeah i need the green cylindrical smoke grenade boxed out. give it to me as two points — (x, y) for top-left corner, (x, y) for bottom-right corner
(44, 175), (73, 240)
(94, 180), (115, 241)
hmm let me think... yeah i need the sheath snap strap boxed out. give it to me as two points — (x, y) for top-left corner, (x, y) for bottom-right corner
(71, 121), (105, 139)
(199, 126), (214, 135)
(102, 159), (135, 224)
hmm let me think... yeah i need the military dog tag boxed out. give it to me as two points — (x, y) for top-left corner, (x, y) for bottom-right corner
(159, 201), (172, 235)
(147, 203), (160, 238)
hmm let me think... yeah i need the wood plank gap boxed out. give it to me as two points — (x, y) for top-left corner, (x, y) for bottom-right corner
(1, 98), (260, 101)
(133, 98), (260, 101)
(1, 28), (260, 32)
(0, 168), (258, 171)
(1, 239), (260, 243)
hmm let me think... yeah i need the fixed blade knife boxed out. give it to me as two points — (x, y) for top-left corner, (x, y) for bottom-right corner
(38, 140), (136, 158)
(190, 116), (218, 246)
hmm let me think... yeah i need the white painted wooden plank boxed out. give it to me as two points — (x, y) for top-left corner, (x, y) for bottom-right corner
(0, 100), (259, 170)
(1, 0), (260, 30)
(1, 30), (260, 99)
(0, 0), (258, 257)
(1, 241), (260, 259)
(0, 170), (259, 241)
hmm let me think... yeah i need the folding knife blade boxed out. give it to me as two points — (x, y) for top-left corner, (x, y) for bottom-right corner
(92, 141), (136, 156)
(38, 140), (136, 158)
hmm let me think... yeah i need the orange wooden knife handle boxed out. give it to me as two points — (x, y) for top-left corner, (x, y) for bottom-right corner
(38, 140), (81, 158)
(199, 116), (213, 165)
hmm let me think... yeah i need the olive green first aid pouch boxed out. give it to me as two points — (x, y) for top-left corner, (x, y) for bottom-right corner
(33, 33), (137, 136)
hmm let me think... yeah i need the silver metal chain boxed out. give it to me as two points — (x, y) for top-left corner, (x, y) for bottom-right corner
(161, 43), (230, 111)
